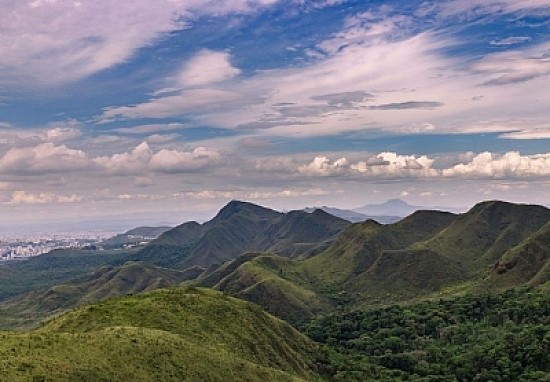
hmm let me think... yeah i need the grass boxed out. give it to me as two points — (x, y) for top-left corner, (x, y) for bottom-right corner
(0, 286), (318, 381)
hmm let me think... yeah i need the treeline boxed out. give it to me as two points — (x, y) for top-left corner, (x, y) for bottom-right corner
(305, 287), (550, 381)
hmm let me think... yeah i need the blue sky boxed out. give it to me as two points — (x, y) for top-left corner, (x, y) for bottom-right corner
(0, 0), (549, 228)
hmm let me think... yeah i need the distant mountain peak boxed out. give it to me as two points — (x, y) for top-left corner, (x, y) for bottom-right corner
(383, 198), (410, 206)
(354, 198), (421, 217)
(213, 200), (278, 221)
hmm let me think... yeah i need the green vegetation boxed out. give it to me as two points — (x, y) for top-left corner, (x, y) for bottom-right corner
(198, 201), (550, 323)
(0, 286), (318, 381)
(0, 262), (194, 329)
(305, 286), (550, 381)
(0, 248), (132, 301)
(131, 200), (350, 269)
(1, 200), (549, 380)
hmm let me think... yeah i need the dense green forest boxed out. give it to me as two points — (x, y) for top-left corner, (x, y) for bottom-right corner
(306, 286), (550, 381)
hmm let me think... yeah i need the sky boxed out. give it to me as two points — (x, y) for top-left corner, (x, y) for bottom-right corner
(0, 0), (549, 230)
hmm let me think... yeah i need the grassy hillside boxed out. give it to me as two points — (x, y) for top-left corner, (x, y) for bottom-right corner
(0, 262), (194, 329)
(484, 221), (550, 289)
(416, 201), (550, 270)
(0, 286), (319, 381)
(199, 253), (331, 324)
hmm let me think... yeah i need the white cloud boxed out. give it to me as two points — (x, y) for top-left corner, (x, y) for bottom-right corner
(351, 152), (438, 178)
(443, 152), (550, 178)
(149, 147), (220, 173)
(95, 141), (153, 175)
(266, 151), (550, 180)
(177, 50), (241, 87)
(473, 42), (550, 86)
(181, 188), (332, 200)
(10, 190), (83, 204)
(298, 156), (348, 176)
(95, 141), (220, 175)
(499, 125), (550, 139)
(0, 143), (90, 175)
(101, 88), (243, 121)
(435, 0), (550, 19)
(0, 0), (280, 86)
(490, 36), (531, 46)
(46, 126), (82, 143)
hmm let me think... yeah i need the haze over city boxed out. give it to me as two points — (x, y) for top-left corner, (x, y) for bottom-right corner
(1, 0), (549, 230)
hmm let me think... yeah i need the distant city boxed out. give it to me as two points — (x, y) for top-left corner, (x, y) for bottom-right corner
(0, 232), (117, 262)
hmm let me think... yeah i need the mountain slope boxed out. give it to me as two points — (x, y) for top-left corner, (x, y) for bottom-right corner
(354, 198), (422, 217)
(0, 286), (319, 381)
(198, 201), (550, 321)
(486, 221), (550, 288)
(128, 200), (350, 269)
(100, 226), (172, 248)
(198, 253), (330, 324)
(416, 201), (550, 270)
(0, 262), (195, 329)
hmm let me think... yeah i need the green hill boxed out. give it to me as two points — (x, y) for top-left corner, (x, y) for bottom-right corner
(0, 286), (318, 381)
(127, 200), (350, 269)
(0, 262), (195, 329)
(416, 201), (550, 269)
(197, 202), (550, 321)
(0, 248), (133, 302)
(198, 253), (330, 324)
(485, 221), (550, 288)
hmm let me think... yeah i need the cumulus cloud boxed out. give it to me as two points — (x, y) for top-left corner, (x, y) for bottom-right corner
(267, 151), (550, 180)
(177, 50), (241, 87)
(95, 141), (220, 175)
(443, 152), (550, 178)
(0, 143), (90, 175)
(46, 126), (82, 143)
(149, 147), (221, 173)
(298, 156), (348, 176)
(351, 152), (438, 178)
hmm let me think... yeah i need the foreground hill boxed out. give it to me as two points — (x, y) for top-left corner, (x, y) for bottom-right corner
(0, 286), (319, 381)
(199, 201), (550, 322)
(126, 200), (350, 269)
(0, 262), (196, 329)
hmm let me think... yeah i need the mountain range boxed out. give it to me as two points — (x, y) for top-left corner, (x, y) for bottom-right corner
(123, 201), (350, 269)
(1, 199), (549, 380)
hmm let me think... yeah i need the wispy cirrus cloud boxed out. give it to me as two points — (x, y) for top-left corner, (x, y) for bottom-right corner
(0, 0), (281, 87)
